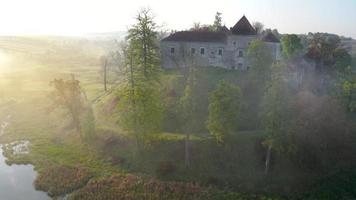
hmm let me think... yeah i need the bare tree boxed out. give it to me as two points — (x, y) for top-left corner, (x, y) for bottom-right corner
(100, 56), (108, 92)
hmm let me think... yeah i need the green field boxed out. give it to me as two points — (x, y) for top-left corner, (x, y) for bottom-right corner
(0, 36), (279, 200)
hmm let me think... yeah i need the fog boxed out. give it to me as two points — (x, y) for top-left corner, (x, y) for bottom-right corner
(0, 4), (355, 200)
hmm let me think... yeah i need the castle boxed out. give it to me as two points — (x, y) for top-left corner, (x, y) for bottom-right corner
(160, 16), (281, 70)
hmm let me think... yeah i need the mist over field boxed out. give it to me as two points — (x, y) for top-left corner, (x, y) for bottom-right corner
(0, 1), (356, 200)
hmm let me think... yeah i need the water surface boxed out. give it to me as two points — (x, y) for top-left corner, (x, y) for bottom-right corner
(0, 146), (50, 200)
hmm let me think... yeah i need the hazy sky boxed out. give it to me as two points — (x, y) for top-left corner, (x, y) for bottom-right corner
(0, 0), (355, 38)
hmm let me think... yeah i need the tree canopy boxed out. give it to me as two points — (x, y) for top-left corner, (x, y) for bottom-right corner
(207, 80), (241, 143)
(281, 34), (303, 59)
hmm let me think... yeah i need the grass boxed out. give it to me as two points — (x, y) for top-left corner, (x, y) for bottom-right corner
(0, 36), (283, 199)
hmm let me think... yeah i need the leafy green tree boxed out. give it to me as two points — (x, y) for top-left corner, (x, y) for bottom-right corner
(333, 48), (352, 71)
(179, 66), (200, 168)
(116, 8), (163, 150)
(281, 34), (303, 59)
(341, 67), (356, 112)
(207, 80), (241, 144)
(261, 62), (290, 174)
(247, 39), (273, 80)
(126, 8), (160, 80)
(306, 33), (341, 72)
(244, 40), (274, 130)
(50, 76), (87, 138)
(289, 92), (354, 172)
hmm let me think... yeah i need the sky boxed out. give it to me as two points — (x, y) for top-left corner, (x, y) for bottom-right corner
(0, 0), (355, 38)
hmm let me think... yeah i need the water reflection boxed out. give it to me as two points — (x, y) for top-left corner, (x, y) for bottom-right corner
(0, 146), (50, 200)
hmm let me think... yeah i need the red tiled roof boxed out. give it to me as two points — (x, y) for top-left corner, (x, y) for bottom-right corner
(231, 16), (257, 35)
(161, 31), (227, 43)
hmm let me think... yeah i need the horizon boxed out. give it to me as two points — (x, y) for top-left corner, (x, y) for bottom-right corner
(0, 0), (355, 39)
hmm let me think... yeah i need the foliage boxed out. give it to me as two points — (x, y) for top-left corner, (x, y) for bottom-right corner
(306, 33), (351, 72)
(83, 106), (96, 142)
(247, 39), (273, 80)
(126, 8), (160, 80)
(116, 8), (164, 146)
(49, 77), (88, 136)
(333, 48), (352, 71)
(253, 22), (264, 34)
(34, 165), (92, 197)
(207, 80), (241, 143)
(288, 91), (356, 171)
(179, 67), (200, 133)
(70, 174), (280, 200)
(156, 161), (176, 177)
(281, 34), (303, 59)
(261, 63), (290, 153)
(212, 12), (223, 31)
(116, 84), (164, 141)
(302, 170), (356, 200)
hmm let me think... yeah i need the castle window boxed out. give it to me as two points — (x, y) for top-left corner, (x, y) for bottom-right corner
(191, 48), (196, 54)
(239, 50), (243, 57)
(238, 63), (243, 69)
(200, 47), (205, 55)
(233, 41), (236, 46)
(170, 47), (175, 54)
(218, 48), (223, 56)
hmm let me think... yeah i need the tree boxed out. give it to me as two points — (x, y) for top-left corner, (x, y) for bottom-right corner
(261, 63), (290, 174)
(116, 8), (163, 150)
(340, 67), (356, 112)
(306, 33), (341, 72)
(253, 22), (264, 34)
(263, 28), (280, 38)
(189, 22), (211, 32)
(333, 48), (352, 71)
(50, 76), (87, 138)
(289, 91), (354, 172)
(100, 56), (108, 91)
(247, 39), (273, 81)
(212, 12), (223, 31)
(281, 34), (303, 59)
(83, 106), (96, 142)
(126, 8), (160, 80)
(179, 66), (200, 168)
(207, 80), (241, 144)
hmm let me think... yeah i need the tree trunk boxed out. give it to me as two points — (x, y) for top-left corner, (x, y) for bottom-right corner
(103, 59), (107, 92)
(265, 146), (272, 174)
(185, 133), (190, 168)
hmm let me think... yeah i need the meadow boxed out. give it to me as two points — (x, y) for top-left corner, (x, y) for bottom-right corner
(0, 36), (278, 199)
(1, 35), (356, 200)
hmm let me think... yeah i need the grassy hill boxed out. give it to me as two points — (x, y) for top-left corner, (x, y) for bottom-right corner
(0, 36), (116, 100)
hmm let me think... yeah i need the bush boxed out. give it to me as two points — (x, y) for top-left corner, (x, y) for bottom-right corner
(156, 161), (176, 177)
(34, 165), (92, 197)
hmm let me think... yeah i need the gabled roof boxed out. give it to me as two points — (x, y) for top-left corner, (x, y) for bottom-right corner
(161, 31), (227, 43)
(263, 32), (280, 43)
(219, 26), (230, 33)
(231, 16), (257, 35)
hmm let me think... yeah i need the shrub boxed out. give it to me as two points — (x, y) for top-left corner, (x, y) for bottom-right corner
(156, 161), (176, 177)
(34, 165), (92, 197)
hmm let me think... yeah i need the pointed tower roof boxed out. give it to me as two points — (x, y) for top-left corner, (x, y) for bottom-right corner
(219, 25), (230, 33)
(231, 16), (257, 35)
